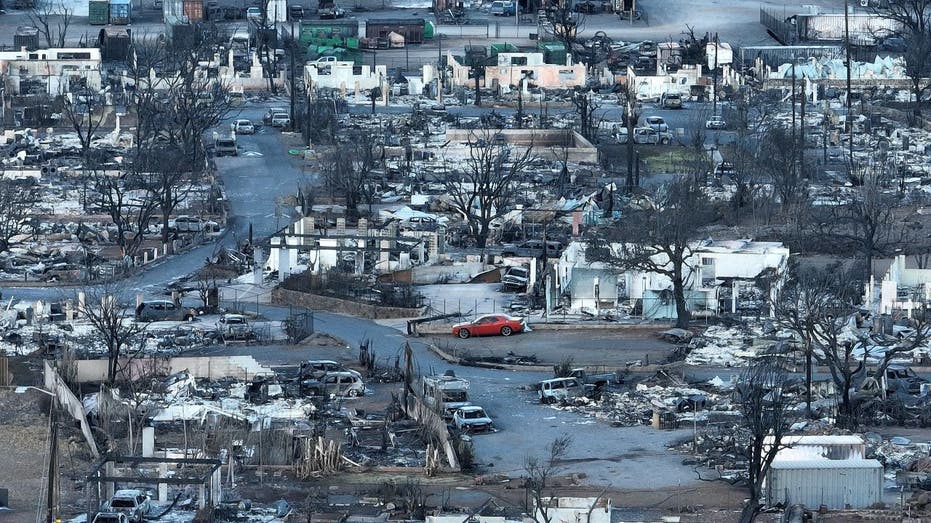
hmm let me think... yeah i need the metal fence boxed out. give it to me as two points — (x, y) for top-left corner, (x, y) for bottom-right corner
(734, 45), (843, 69)
(420, 294), (768, 324)
(760, 7), (797, 45)
(286, 311), (315, 343)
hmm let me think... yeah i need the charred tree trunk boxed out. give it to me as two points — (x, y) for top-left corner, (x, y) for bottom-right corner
(672, 261), (690, 329)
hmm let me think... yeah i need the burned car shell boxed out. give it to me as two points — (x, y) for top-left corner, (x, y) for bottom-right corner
(453, 405), (493, 432)
(501, 266), (530, 291)
(301, 371), (366, 397)
(538, 377), (586, 403)
(103, 490), (150, 523)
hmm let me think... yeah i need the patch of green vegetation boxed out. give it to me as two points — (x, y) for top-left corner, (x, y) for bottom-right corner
(641, 148), (709, 174)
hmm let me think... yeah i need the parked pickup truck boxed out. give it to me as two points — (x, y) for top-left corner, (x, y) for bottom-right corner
(564, 368), (621, 388)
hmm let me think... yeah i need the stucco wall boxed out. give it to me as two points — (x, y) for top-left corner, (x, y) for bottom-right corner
(272, 287), (424, 319)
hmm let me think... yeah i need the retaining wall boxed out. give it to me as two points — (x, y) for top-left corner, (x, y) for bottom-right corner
(272, 287), (424, 319)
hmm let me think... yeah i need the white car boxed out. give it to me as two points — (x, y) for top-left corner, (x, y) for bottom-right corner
(632, 127), (672, 145)
(270, 112), (291, 127)
(233, 119), (255, 134)
(263, 107), (287, 124)
(705, 115), (727, 130)
(246, 6), (262, 21)
(453, 406), (493, 432)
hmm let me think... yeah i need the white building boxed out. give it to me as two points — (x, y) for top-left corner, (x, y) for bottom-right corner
(535, 497), (611, 523)
(305, 61), (388, 94)
(872, 254), (931, 317)
(556, 239), (790, 318)
(0, 48), (102, 95)
(265, 216), (439, 281)
(626, 63), (702, 102)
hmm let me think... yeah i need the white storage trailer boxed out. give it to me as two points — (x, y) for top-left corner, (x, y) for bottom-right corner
(765, 458), (883, 509)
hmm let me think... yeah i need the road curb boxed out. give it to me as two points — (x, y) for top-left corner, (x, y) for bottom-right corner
(415, 321), (672, 335)
(426, 342), (668, 374)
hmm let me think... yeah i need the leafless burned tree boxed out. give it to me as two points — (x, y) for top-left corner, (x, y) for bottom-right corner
(319, 131), (382, 219)
(733, 358), (797, 523)
(524, 435), (572, 523)
(444, 130), (535, 248)
(587, 178), (717, 328)
(28, 0), (73, 48)
(76, 285), (147, 385)
(0, 178), (40, 253)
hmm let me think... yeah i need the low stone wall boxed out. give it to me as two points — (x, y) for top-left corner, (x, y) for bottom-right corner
(272, 287), (424, 319)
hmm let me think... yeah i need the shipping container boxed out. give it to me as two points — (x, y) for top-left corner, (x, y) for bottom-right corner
(166, 20), (197, 44)
(300, 19), (359, 43)
(765, 459), (882, 509)
(109, 0), (131, 24)
(265, 0), (286, 22)
(735, 45), (843, 69)
(182, 0), (203, 21)
(13, 26), (40, 51)
(99, 27), (131, 61)
(489, 42), (518, 56)
(88, 0), (109, 25)
(538, 41), (566, 65)
(163, 0), (202, 22)
(364, 18), (425, 44)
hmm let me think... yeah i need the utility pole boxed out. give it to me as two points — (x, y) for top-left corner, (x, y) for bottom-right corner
(437, 36), (443, 103)
(516, 77), (523, 128)
(844, 0), (853, 165)
(289, 19), (296, 130)
(47, 403), (57, 523)
(800, 76), (807, 175)
(791, 61), (797, 178)
(712, 32), (719, 115)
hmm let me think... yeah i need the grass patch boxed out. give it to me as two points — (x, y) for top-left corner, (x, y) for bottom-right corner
(641, 147), (708, 174)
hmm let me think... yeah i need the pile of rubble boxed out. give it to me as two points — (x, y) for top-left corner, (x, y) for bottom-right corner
(547, 372), (732, 427)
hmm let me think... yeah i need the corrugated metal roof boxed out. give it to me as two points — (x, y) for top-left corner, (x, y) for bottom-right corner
(770, 458), (882, 469)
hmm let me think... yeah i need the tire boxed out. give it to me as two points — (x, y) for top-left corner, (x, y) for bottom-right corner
(347, 389), (361, 397)
(458, 328), (471, 339)
(661, 138), (670, 145)
(500, 326), (513, 336)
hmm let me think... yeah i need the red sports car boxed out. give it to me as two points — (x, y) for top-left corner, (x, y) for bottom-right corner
(452, 314), (527, 339)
